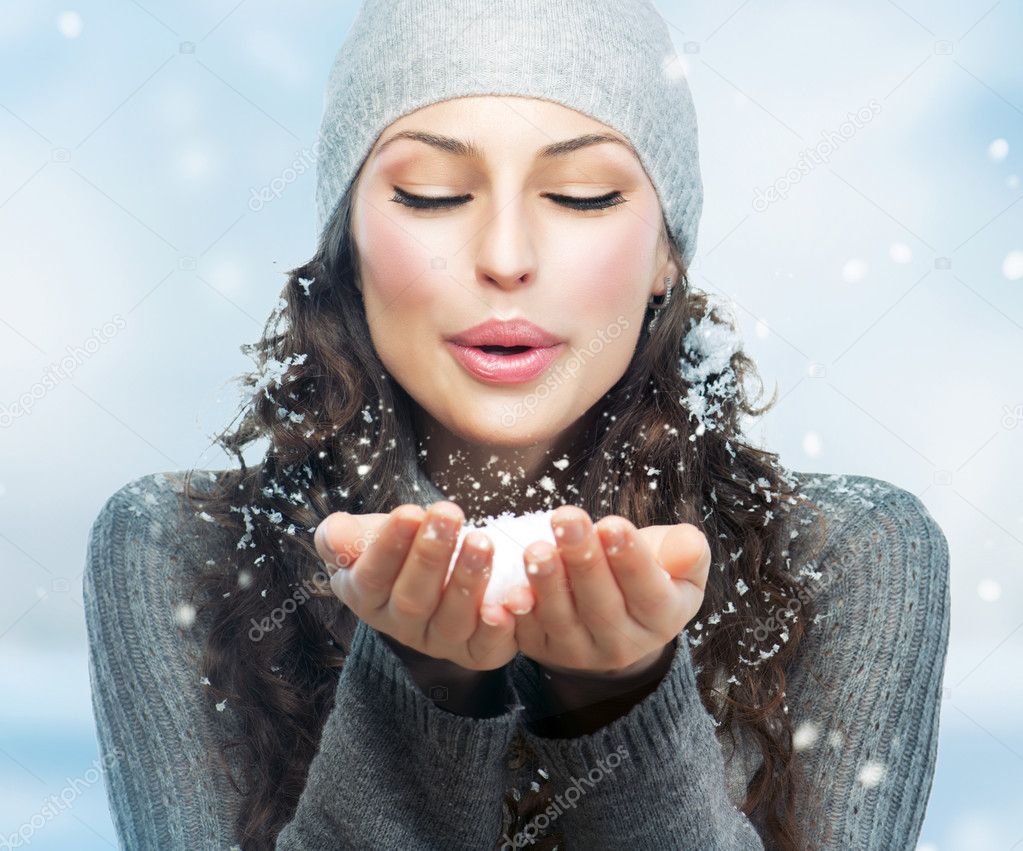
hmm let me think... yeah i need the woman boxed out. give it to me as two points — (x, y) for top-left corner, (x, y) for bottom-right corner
(84, 1), (951, 849)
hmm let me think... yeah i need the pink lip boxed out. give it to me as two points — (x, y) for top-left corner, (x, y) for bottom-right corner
(447, 318), (562, 348)
(445, 342), (564, 385)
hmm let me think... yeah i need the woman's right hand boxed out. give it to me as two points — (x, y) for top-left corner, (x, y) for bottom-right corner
(313, 501), (519, 672)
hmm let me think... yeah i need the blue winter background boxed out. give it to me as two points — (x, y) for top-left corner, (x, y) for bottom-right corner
(1, 1), (1020, 848)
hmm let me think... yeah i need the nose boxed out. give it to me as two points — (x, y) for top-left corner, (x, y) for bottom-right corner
(472, 196), (538, 293)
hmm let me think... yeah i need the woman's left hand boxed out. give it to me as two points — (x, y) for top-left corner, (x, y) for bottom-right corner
(501, 507), (711, 681)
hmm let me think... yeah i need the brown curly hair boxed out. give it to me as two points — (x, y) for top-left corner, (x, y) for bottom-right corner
(181, 175), (831, 850)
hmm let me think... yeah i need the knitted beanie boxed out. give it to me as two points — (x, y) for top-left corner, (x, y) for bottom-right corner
(313, 0), (704, 269)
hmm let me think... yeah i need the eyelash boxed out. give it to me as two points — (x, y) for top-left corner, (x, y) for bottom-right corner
(389, 187), (627, 211)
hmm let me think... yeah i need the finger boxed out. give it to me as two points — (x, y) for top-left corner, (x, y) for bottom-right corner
(509, 541), (591, 660)
(329, 505), (423, 611)
(387, 501), (463, 642)
(426, 530), (494, 646)
(315, 511), (387, 574)
(466, 600), (518, 670)
(596, 516), (679, 634)
(550, 507), (626, 644)
(659, 523), (712, 615)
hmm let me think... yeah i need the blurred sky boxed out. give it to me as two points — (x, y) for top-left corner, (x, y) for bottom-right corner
(1, 1), (1021, 848)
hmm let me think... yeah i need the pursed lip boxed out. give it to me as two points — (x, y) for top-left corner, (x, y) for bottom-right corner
(446, 318), (563, 348)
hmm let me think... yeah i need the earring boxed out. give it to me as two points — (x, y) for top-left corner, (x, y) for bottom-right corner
(647, 275), (674, 333)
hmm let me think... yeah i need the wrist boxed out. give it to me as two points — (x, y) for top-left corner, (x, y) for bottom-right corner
(378, 632), (510, 717)
(541, 639), (677, 694)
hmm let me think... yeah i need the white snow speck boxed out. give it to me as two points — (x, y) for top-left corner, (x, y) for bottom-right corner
(215, 699), (228, 712)
(889, 243), (912, 264)
(857, 760), (886, 788)
(802, 431), (822, 458)
(57, 12), (84, 38)
(841, 258), (867, 283)
(988, 137), (1009, 162)
(977, 578), (1001, 602)
(1002, 250), (1023, 281)
(174, 603), (197, 628)
(356, 464), (371, 476)
(792, 720), (820, 751)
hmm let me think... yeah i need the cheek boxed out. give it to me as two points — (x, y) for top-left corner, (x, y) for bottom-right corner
(356, 204), (436, 306)
(556, 216), (657, 316)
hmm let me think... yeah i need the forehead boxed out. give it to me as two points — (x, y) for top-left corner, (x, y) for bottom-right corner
(370, 95), (640, 164)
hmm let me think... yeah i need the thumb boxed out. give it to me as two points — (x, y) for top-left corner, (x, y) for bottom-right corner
(314, 511), (389, 573)
(637, 522), (711, 591)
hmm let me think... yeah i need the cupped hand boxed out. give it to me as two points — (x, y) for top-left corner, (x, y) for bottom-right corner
(313, 501), (517, 671)
(500, 507), (711, 680)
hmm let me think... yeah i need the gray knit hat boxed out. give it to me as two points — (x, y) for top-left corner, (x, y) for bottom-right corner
(314, 0), (703, 270)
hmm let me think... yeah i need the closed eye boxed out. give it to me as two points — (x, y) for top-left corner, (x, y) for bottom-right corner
(389, 186), (627, 212)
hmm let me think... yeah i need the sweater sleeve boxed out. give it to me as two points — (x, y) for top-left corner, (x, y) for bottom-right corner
(506, 479), (951, 850)
(84, 473), (524, 851)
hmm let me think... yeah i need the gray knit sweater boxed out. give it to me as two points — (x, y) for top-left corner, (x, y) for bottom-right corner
(83, 467), (950, 850)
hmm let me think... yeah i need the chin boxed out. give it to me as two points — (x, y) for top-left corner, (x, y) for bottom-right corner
(442, 407), (565, 449)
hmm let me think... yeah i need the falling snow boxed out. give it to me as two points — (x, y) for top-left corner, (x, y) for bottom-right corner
(793, 720), (821, 751)
(857, 760), (886, 788)
(174, 603), (197, 628)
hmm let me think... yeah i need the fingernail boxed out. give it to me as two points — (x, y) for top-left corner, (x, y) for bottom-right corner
(599, 521), (625, 555)
(461, 535), (491, 574)
(480, 606), (501, 626)
(525, 549), (554, 577)
(554, 517), (586, 545)
(505, 590), (533, 615)
(318, 517), (338, 554)
(423, 508), (460, 542)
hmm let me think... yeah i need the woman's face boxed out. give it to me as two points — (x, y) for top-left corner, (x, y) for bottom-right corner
(350, 95), (678, 451)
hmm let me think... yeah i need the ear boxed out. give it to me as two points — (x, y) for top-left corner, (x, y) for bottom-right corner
(653, 231), (682, 298)
(651, 261), (680, 299)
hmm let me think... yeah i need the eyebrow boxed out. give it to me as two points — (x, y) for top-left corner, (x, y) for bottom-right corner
(373, 130), (637, 162)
